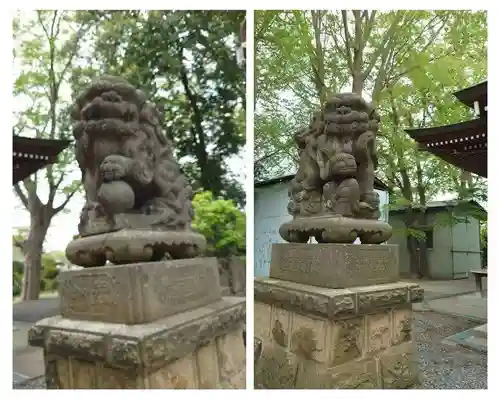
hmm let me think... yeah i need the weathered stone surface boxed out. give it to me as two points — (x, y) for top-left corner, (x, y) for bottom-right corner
(330, 317), (364, 365)
(357, 283), (407, 312)
(290, 312), (328, 363)
(270, 243), (399, 289)
(255, 342), (298, 389)
(46, 330), (106, 363)
(392, 307), (413, 345)
(66, 229), (206, 267)
(254, 302), (272, 342)
(216, 329), (246, 387)
(226, 369), (245, 388)
(271, 307), (292, 348)
(280, 217), (393, 245)
(98, 364), (143, 389)
(295, 357), (380, 389)
(254, 300), (419, 389)
(59, 258), (221, 324)
(254, 278), (422, 320)
(196, 342), (220, 388)
(366, 312), (391, 354)
(47, 358), (143, 389)
(378, 341), (418, 388)
(30, 297), (245, 389)
(409, 284), (424, 302)
(30, 296), (245, 370)
(148, 354), (198, 389)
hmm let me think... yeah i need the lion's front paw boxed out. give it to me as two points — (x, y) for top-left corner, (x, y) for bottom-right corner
(100, 158), (127, 182)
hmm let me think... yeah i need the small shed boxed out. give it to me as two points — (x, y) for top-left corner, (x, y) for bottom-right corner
(254, 174), (390, 278)
(388, 200), (485, 279)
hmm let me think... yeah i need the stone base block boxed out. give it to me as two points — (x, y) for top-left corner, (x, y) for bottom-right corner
(254, 281), (422, 389)
(255, 278), (423, 319)
(59, 258), (221, 324)
(270, 243), (399, 288)
(29, 297), (246, 389)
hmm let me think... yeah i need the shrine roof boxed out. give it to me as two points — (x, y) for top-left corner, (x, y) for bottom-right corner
(453, 81), (487, 109)
(13, 136), (70, 184)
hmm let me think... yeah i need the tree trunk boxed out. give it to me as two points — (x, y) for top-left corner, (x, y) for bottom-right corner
(407, 234), (420, 278)
(21, 208), (50, 301)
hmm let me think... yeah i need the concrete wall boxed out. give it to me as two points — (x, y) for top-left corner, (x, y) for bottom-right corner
(254, 182), (389, 278)
(388, 210), (481, 279)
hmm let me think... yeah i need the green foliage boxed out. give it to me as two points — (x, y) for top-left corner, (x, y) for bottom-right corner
(192, 191), (246, 257)
(12, 255), (60, 297)
(13, 260), (24, 275)
(13, 261), (24, 297)
(42, 254), (59, 280)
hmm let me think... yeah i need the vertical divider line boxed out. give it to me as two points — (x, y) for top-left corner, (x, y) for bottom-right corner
(244, 8), (255, 391)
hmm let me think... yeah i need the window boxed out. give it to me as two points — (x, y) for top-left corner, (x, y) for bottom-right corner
(425, 230), (434, 249)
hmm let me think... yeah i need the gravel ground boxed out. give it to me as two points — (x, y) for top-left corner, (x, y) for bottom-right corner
(13, 311), (487, 390)
(414, 310), (487, 389)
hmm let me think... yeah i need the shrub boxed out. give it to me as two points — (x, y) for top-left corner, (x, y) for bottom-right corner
(192, 191), (246, 257)
(41, 254), (59, 291)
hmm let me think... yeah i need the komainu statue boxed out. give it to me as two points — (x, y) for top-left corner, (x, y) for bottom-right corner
(279, 93), (392, 244)
(66, 76), (206, 267)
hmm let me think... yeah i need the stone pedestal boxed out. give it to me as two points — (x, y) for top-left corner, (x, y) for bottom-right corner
(29, 258), (246, 389)
(254, 243), (423, 389)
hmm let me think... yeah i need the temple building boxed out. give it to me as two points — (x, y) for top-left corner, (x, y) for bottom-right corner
(13, 136), (70, 185)
(406, 81), (487, 178)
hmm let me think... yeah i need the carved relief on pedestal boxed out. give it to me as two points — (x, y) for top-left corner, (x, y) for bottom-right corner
(289, 313), (327, 362)
(367, 312), (391, 353)
(392, 308), (413, 345)
(270, 307), (292, 348)
(215, 329), (246, 384)
(148, 355), (197, 389)
(330, 317), (363, 365)
(378, 342), (417, 388)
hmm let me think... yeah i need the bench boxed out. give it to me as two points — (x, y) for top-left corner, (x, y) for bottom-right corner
(470, 269), (488, 298)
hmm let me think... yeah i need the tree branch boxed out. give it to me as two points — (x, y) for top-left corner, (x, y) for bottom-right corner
(362, 11), (403, 80)
(361, 10), (377, 51)
(341, 11), (354, 72)
(13, 183), (28, 209)
(53, 187), (79, 215)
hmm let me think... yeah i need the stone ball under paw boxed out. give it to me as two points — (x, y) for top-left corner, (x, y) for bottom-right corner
(97, 180), (135, 213)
